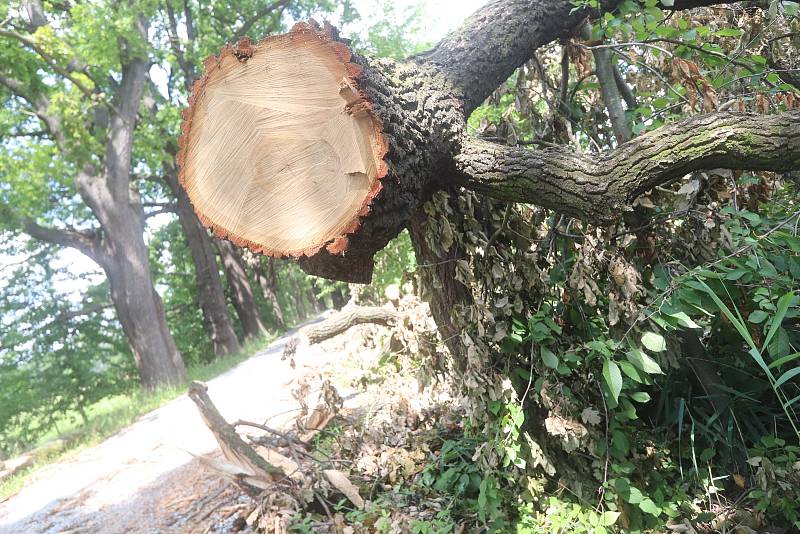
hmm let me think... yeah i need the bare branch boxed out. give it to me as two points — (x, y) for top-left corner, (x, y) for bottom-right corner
(230, 0), (291, 42)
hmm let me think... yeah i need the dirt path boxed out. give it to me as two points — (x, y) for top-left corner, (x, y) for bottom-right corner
(0, 325), (344, 534)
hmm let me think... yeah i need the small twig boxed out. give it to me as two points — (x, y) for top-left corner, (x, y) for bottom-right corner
(485, 203), (512, 250)
(595, 378), (610, 510)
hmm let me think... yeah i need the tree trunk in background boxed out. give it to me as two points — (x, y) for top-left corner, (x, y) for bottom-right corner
(16, 13), (188, 389)
(215, 238), (266, 339)
(289, 276), (309, 320)
(244, 254), (286, 330)
(165, 171), (241, 357)
(307, 287), (324, 313)
(331, 287), (347, 310)
(95, 203), (187, 389)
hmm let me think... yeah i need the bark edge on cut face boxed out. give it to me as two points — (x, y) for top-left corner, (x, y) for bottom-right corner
(177, 22), (389, 262)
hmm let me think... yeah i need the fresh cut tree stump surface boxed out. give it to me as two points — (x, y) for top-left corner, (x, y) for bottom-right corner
(178, 23), (387, 258)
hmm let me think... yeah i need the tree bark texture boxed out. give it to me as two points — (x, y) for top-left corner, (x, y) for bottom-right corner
(454, 112), (800, 223)
(180, 0), (798, 288)
(283, 2), (799, 282)
(165, 170), (242, 357)
(215, 238), (266, 339)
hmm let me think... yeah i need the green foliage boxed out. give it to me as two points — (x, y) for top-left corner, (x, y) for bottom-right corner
(361, 230), (417, 303)
(350, 0), (431, 59)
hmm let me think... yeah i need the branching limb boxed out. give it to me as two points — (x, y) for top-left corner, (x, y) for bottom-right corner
(456, 111), (800, 223)
(22, 218), (104, 263)
(0, 29), (95, 98)
(415, 0), (750, 115)
(230, 0), (291, 41)
(0, 73), (66, 149)
(302, 306), (401, 345)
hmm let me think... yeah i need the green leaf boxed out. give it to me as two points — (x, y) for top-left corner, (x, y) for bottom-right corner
(619, 361), (643, 383)
(769, 352), (800, 369)
(630, 391), (651, 403)
(600, 511), (621, 526)
(695, 279), (756, 350)
(603, 360), (623, 402)
(660, 0), (674, 6)
(714, 28), (743, 37)
(669, 311), (700, 329)
(639, 498), (662, 516)
(641, 332), (667, 352)
(763, 291), (794, 352)
(768, 328), (791, 358)
(775, 367), (800, 389)
(748, 310), (769, 324)
(541, 347), (559, 369)
(626, 349), (664, 375)
(749, 347), (775, 382)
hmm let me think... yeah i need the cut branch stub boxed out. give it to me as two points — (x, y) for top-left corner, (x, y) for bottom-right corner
(178, 23), (388, 259)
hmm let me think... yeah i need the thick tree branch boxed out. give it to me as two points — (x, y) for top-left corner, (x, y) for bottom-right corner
(0, 29), (95, 98)
(455, 111), (800, 223)
(301, 306), (400, 345)
(415, 0), (590, 115)
(415, 0), (761, 115)
(103, 16), (148, 202)
(22, 218), (104, 263)
(0, 73), (66, 149)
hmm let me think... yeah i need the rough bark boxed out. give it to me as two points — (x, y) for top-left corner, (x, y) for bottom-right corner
(70, 16), (186, 388)
(215, 238), (266, 339)
(302, 306), (399, 345)
(179, 0), (798, 286)
(455, 112), (800, 224)
(164, 170), (241, 357)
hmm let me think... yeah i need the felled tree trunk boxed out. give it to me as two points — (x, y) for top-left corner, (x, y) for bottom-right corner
(177, 5), (799, 284)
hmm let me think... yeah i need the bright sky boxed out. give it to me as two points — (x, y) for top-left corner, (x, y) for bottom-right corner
(2, 0), (487, 300)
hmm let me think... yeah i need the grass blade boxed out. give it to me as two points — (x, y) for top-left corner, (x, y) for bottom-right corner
(762, 291), (795, 352)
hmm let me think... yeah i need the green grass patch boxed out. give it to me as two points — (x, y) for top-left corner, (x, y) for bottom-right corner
(0, 331), (277, 500)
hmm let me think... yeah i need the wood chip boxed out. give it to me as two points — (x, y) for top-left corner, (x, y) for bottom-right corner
(323, 469), (364, 509)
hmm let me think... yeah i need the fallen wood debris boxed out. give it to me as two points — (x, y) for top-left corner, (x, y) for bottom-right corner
(188, 382), (283, 495)
(303, 306), (400, 345)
